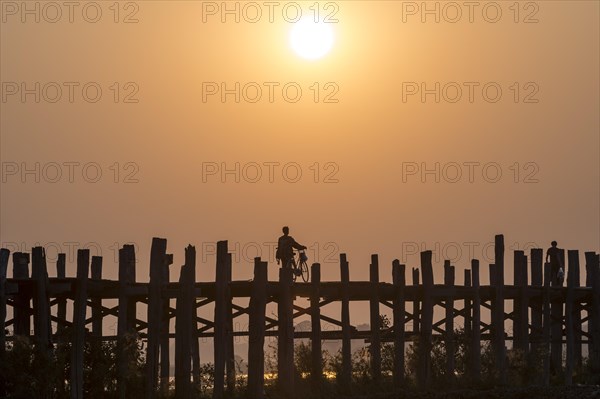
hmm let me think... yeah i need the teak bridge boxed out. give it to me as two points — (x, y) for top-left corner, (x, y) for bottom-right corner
(0, 234), (599, 399)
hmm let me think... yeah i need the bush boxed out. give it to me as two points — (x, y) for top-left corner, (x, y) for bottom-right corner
(0, 330), (145, 399)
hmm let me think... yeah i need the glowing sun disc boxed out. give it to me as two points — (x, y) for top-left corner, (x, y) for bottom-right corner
(289, 18), (335, 60)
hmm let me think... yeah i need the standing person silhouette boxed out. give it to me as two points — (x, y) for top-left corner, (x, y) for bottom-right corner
(276, 226), (306, 273)
(546, 241), (564, 286)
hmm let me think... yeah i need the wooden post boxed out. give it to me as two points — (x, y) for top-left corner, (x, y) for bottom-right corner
(70, 249), (90, 399)
(586, 253), (600, 378)
(12, 252), (30, 336)
(417, 250), (433, 390)
(522, 253), (530, 353)
(571, 252), (582, 371)
(514, 251), (529, 354)
(585, 252), (593, 363)
(56, 254), (67, 338)
(0, 248), (9, 354)
(513, 251), (522, 352)
(213, 240), (228, 399)
(392, 260), (405, 390)
(191, 324), (201, 392)
(247, 258), (268, 399)
(542, 262), (551, 386)
(369, 254), (381, 383)
(147, 238), (167, 399)
(127, 248), (137, 332)
(550, 249), (565, 377)
(493, 234), (506, 384)
(444, 261), (455, 381)
(117, 244), (136, 399)
(340, 253), (352, 388)
(91, 256), (103, 339)
(277, 266), (294, 396)
(175, 245), (195, 399)
(225, 253), (235, 396)
(0, 248), (7, 398)
(160, 254), (173, 395)
(32, 247), (51, 353)
(190, 253), (200, 392)
(565, 250), (577, 385)
(470, 259), (481, 383)
(412, 268), (420, 335)
(530, 249), (543, 356)
(88, 255), (104, 398)
(464, 269), (472, 334)
(187, 247), (195, 392)
(311, 263), (322, 386)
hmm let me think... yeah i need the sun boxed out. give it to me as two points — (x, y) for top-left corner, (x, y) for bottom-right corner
(289, 17), (335, 60)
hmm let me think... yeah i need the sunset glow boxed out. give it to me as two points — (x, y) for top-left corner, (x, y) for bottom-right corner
(289, 18), (335, 60)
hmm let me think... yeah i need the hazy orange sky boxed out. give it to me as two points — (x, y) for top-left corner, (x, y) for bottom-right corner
(1, 1), (599, 329)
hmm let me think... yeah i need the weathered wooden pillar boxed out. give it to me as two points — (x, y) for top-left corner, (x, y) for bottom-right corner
(56, 254), (67, 338)
(175, 245), (195, 399)
(147, 238), (167, 399)
(117, 244), (136, 399)
(585, 251), (593, 364)
(88, 255), (104, 398)
(444, 261), (455, 381)
(0, 248), (9, 354)
(464, 269), (472, 334)
(247, 257), (268, 399)
(493, 234), (506, 384)
(513, 251), (522, 351)
(32, 247), (52, 353)
(392, 260), (405, 389)
(277, 266), (294, 396)
(513, 250), (529, 354)
(571, 252), (582, 370)
(213, 240), (228, 399)
(412, 268), (420, 335)
(186, 245), (196, 398)
(489, 264), (496, 286)
(565, 250), (578, 385)
(522, 253), (529, 348)
(470, 259), (481, 382)
(586, 253), (600, 378)
(54, 253), (67, 397)
(191, 323), (201, 391)
(0, 248), (7, 398)
(190, 255), (200, 391)
(417, 250), (433, 390)
(225, 253), (235, 396)
(340, 253), (352, 388)
(542, 262), (551, 386)
(70, 249), (90, 399)
(160, 253), (173, 395)
(91, 256), (103, 339)
(369, 254), (381, 382)
(310, 263), (322, 387)
(13, 252), (30, 336)
(56, 253), (66, 279)
(550, 249), (565, 377)
(530, 249), (543, 356)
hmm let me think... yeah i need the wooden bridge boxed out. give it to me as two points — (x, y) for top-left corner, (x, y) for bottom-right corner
(0, 234), (599, 399)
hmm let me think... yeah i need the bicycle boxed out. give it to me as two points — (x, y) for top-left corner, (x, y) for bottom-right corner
(288, 249), (310, 282)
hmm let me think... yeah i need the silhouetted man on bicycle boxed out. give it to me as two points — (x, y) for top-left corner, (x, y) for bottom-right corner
(276, 226), (306, 270)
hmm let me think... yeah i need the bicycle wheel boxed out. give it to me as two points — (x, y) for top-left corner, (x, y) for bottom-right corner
(300, 261), (310, 282)
(290, 259), (298, 282)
